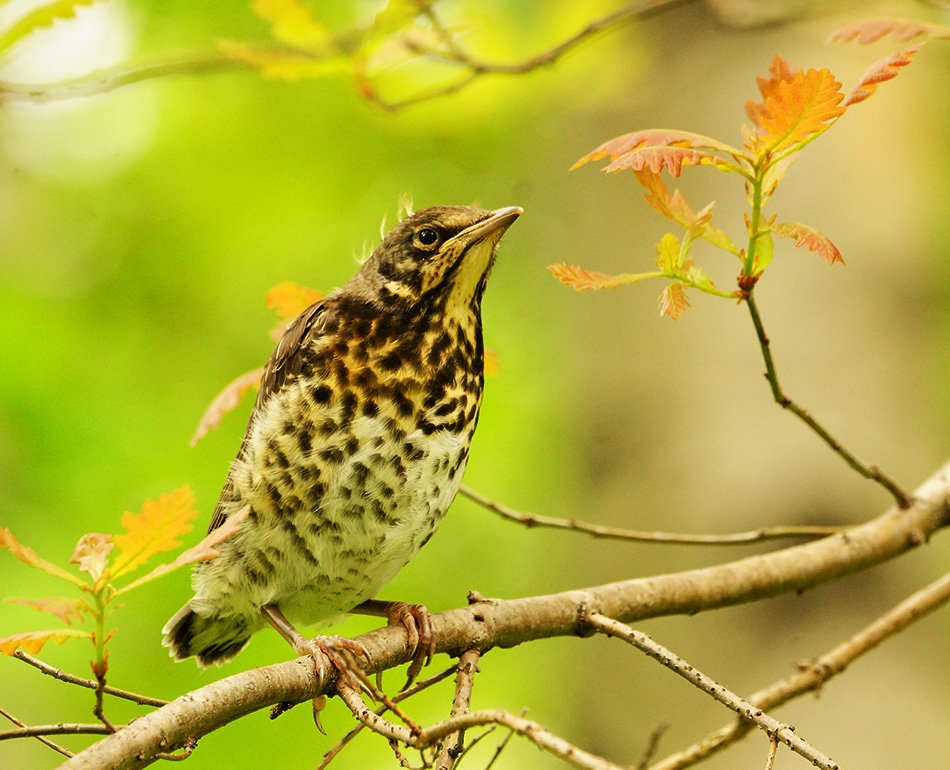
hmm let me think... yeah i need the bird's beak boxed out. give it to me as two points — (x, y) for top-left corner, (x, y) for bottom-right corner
(454, 206), (523, 247)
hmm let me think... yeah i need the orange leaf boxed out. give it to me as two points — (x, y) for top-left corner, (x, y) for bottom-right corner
(265, 281), (323, 320)
(772, 222), (844, 265)
(658, 283), (691, 320)
(0, 528), (84, 586)
(115, 506), (251, 594)
(745, 55), (796, 126)
(0, 628), (91, 656)
(548, 264), (649, 292)
(829, 19), (950, 44)
(5, 597), (87, 625)
(843, 45), (922, 107)
(69, 533), (113, 584)
(574, 129), (739, 169)
(190, 366), (264, 446)
(607, 146), (721, 178)
(754, 67), (845, 153)
(110, 487), (200, 580)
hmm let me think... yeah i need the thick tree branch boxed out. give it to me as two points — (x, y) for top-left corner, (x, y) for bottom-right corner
(61, 459), (950, 769)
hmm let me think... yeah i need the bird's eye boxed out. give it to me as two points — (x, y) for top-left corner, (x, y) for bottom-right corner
(415, 228), (440, 247)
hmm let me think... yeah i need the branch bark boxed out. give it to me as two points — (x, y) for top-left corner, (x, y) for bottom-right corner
(61, 459), (950, 769)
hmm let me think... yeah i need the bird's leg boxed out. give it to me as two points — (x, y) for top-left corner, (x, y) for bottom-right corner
(351, 599), (434, 690)
(260, 604), (371, 694)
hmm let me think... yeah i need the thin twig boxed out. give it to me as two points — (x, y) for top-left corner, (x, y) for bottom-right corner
(0, 723), (115, 741)
(436, 649), (481, 770)
(647, 570), (950, 770)
(0, 1), (686, 110)
(460, 485), (845, 544)
(336, 679), (625, 770)
(482, 712), (521, 769)
(0, 706), (73, 758)
(584, 612), (838, 770)
(13, 651), (168, 707)
(317, 663), (457, 770)
(764, 737), (779, 770)
(744, 293), (912, 508)
(367, 0), (688, 111)
(636, 723), (669, 770)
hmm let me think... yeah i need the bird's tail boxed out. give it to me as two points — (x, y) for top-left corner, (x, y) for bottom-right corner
(162, 603), (252, 667)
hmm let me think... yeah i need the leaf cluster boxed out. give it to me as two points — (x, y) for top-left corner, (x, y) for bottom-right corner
(551, 20), (938, 318)
(0, 488), (243, 674)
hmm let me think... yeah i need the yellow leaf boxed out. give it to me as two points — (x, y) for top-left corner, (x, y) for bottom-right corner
(0, 628), (90, 656)
(115, 506), (250, 595)
(69, 533), (113, 584)
(110, 487), (199, 580)
(265, 281), (323, 319)
(216, 40), (349, 81)
(0, 527), (84, 587)
(5, 597), (88, 625)
(252, 0), (331, 47)
(654, 233), (682, 273)
(483, 348), (500, 376)
(659, 283), (691, 320)
(190, 366), (264, 447)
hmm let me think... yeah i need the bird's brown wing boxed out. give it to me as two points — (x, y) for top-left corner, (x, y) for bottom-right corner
(206, 299), (331, 533)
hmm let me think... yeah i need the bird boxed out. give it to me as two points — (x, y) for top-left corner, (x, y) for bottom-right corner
(163, 204), (522, 686)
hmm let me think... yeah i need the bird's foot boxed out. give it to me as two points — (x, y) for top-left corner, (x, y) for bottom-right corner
(352, 599), (434, 691)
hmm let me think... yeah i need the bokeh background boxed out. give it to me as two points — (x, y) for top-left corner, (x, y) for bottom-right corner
(1, 1), (948, 768)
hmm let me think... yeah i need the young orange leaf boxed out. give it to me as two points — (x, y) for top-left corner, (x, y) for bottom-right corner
(0, 628), (91, 656)
(843, 45), (922, 107)
(604, 146), (719, 178)
(110, 487), (199, 580)
(5, 597), (88, 625)
(634, 170), (739, 254)
(746, 55), (796, 127)
(115, 505), (251, 595)
(547, 264), (654, 292)
(0, 527), (85, 587)
(69, 533), (113, 584)
(659, 283), (691, 320)
(755, 67), (845, 153)
(829, 19), (950, 44)
(265, 281), (323, 320)
(772, 222), (844, 265)
(190, 366), (265, 447)
(574, 129), (740, 169)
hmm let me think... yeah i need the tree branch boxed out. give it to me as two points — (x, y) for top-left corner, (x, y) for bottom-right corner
(459, 485), (846, 544)
(60, 459), (950, 769)
(586, 613), (837, 769)
(648, 569), (950, 770)
(745, 293), (913, 508)
(12, 652), (168, 707)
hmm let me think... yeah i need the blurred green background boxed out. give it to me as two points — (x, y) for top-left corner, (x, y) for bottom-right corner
(1, 1), (948, 768)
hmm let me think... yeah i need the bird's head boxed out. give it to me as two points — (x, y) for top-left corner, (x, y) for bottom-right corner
(355, 205), (522, 311)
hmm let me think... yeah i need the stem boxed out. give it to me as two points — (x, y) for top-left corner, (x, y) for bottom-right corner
(745, 292), (912, 508)
(743, 168), (765, 276)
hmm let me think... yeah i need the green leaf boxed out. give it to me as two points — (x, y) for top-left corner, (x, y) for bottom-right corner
(754, 232), (774, 274)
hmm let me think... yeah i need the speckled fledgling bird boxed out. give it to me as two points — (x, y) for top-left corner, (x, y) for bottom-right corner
(163, 204), (521, 684)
